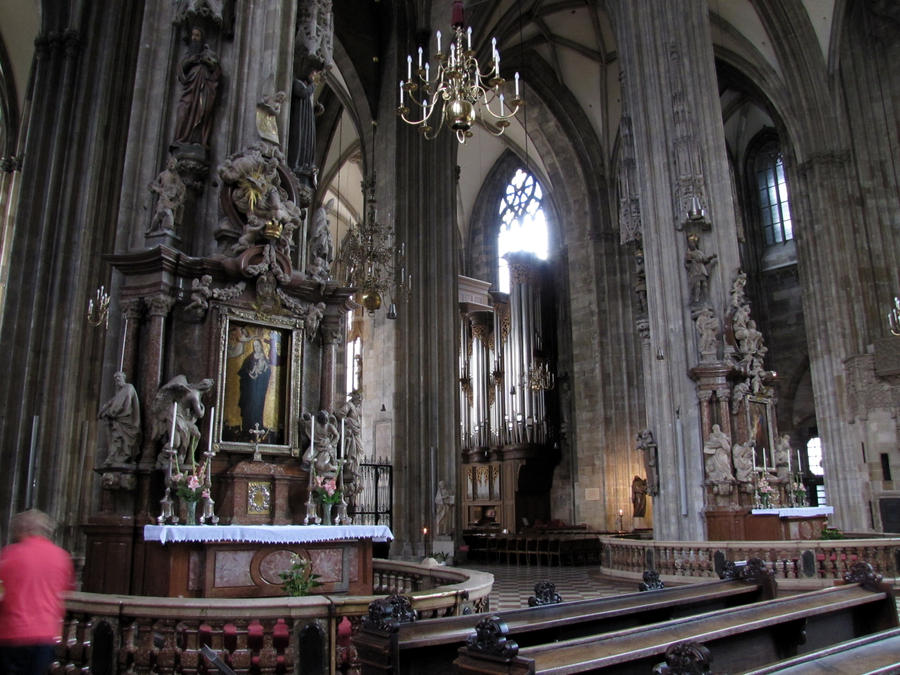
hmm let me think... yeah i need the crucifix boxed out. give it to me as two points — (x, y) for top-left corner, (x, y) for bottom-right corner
(249, 423), (269, 462)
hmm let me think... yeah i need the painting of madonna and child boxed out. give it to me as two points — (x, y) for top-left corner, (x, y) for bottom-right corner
(222, 322), (288, 445)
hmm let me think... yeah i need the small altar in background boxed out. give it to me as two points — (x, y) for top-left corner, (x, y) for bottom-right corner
(707, 506), (833, 541)
(140, 524), (393, 598)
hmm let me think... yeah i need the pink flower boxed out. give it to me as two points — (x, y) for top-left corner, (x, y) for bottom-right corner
(188, 475), (201, 490)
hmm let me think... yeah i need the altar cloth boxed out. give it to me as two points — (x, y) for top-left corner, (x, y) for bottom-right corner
(144, 524), (394, 545)
(750, 506), (834, 517)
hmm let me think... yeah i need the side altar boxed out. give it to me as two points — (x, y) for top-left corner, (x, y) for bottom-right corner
(140, 525), (393, 598)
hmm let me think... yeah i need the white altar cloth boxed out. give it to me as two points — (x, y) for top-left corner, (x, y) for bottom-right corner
(144, 524), (394, 545)
(750, 506), (833, 517)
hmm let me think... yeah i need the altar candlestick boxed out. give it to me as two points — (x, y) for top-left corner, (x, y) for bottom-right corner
(762, 448), (767, 471)
(169, 402), (178, 448)
(309, 412), (315, 452)
(340, 418), (345, 460)
(797, 450), (802, 473)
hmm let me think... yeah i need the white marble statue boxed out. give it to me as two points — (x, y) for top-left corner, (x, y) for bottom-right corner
(703, 424), (733, 485)
(99, 372), (142, 466)
(434, 480), (455, 536)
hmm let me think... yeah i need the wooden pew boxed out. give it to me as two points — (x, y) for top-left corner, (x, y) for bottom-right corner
(453, 562), (897, 675)
(739, 627), (900, 674)
(354, 559), (776, 675)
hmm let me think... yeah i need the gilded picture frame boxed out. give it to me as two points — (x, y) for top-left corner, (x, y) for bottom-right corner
(215, 308), (303, 456)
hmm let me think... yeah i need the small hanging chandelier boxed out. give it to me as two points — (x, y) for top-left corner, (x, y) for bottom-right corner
(339, 174), (410, 317)
(397, 0), (522, 144)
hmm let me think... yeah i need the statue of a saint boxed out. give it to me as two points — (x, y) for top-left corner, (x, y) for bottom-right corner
(635, 429), (659, 496)
(774, 433), (792, 483)
(301, 410), (339, 478)
(434, 480), (455, 536)
(631, 476), (648, 518)
(732, 439), (756, 484)
(99, 372), (142, 466)
(148, 157), (186, 235)
(684, 233), (717, 305)
(695, 307), (719, 357)
(703, 424), (733, 485)
(306, 203), (334, 282)
(173, 28), (221, 148)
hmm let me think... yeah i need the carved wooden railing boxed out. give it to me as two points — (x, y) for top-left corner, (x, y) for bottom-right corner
(53, 560), (493, 674)
(601, 536), (900, 588)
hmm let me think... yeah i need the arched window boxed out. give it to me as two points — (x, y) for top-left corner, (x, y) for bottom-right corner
(497, 169), (547, 293)
(751, 140), (793, 246)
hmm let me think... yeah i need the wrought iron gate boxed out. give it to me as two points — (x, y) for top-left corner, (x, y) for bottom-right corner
(353, 460), (392, 529)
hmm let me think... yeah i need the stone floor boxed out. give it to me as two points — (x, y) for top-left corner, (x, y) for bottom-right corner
(458, 562), (637, 611)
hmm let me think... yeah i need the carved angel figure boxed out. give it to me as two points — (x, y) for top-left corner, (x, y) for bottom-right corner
(151, 375), (214, 469)
(306, 203), (334, 282)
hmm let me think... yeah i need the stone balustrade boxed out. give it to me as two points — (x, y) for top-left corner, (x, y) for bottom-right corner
(601, 536), (900, 588)
(53, 560), (493, 674)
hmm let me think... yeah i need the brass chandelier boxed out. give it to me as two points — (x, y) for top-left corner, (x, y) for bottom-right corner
(397, 0), (522, 144)
(339, 175), (409, 318)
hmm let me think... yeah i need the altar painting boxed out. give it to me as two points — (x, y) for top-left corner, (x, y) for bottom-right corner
(220, 319), (293, 447)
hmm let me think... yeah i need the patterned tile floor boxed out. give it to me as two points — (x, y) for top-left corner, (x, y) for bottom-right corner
(458, 562), (637, 611)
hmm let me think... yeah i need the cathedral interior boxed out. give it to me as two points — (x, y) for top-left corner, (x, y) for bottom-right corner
(0, 0), (897, 582)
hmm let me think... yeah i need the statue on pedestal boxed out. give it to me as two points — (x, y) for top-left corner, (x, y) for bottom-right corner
(732, 439), (756, 486)
(434, 480), (455, 536)
(703, 424), (734, 492)
(684, 233), (717, 305)
(774, 433), (792, 484)
(147, 157), (186, 236)
(631, 476), (648, 518)
(635, 428), (659, 496)
(151, 375), (214, 468)
(173, 27), (221, 149)
(99, 372), (142, 466)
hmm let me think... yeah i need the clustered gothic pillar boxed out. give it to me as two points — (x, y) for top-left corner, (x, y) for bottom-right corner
(611, 0), (744, 539)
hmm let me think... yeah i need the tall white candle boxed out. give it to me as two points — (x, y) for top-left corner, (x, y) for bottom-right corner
(797, 450), (802, 473)
(752, 448), (757, 472)
(119, 318), (128, 372)
(787, 447), (792, 475)
(762, 448), (767, 471)
(399, 80), (404, 106)
(436, 30), (441, 53)
(467, 27), (472, 50)
(208, 406), (215, 453)
(417, 46), (423, 69)
(169, 402), (178, 448)
(407, 54), (412, 79)
(309, 412), (315, 454)
(340, 418), (345, 460)
(515, 72), (520, 97)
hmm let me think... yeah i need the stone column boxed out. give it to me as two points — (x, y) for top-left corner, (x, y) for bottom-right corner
(319, 311), (343, 413)
(610, 0), (744, 539)
(120, 298), (145, 382)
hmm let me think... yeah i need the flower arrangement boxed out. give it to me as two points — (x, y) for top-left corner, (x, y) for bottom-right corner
(279, 554), (321, 597)
(791, 480), (808, 507)
(173, 456), (210, 503)
(755, 474), (777, 508)
(314, 475), (343, 505)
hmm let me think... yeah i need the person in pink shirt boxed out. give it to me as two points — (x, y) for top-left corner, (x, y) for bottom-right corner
(0, 510), (74, 674)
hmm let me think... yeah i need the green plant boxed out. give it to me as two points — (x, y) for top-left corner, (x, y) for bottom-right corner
(279, 555), (321, 596)
(820, 527), (846, 540)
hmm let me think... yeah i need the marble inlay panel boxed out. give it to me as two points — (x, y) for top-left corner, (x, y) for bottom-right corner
(309, 548), (343, 583)
(258, 549), (296, 585)
(214, 550), (255, 587)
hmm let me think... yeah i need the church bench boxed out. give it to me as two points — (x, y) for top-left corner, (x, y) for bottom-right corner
(738, 627), (900, 674)
(354, 561), (776, 675)
(453, 563), (897, 675)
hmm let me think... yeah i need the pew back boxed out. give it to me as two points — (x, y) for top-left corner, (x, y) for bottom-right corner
(355, 574), (774, 675)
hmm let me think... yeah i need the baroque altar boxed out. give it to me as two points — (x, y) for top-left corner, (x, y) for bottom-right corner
(141, 524), (393, 598)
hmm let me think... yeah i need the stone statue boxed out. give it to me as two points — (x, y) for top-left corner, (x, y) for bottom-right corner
(774, 433), (792, 483)
(301, 410), (339, 478)
(631, 475), (648, 518)
(336, 391), (362, 464)
(151, 375), (214, 469)
(148, 156), (186, 235)
(703, 424), (733, 486)
(289, 0), (333, 192)
(632, 246), (647, 314)
(434, 480), (454, 536)
(695, 307), (719, 358)
(184, 274), (213, 314)
(732, 439), (756, 485)
(99, 372), (142, 466)
(735, 319), (764, 368)
(303, 301), (327, 338)
(306, 203), (334, 283)
(636, 428), (659, 496)
(684, 232), (717, 305)
(173, 27), (221, 148)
